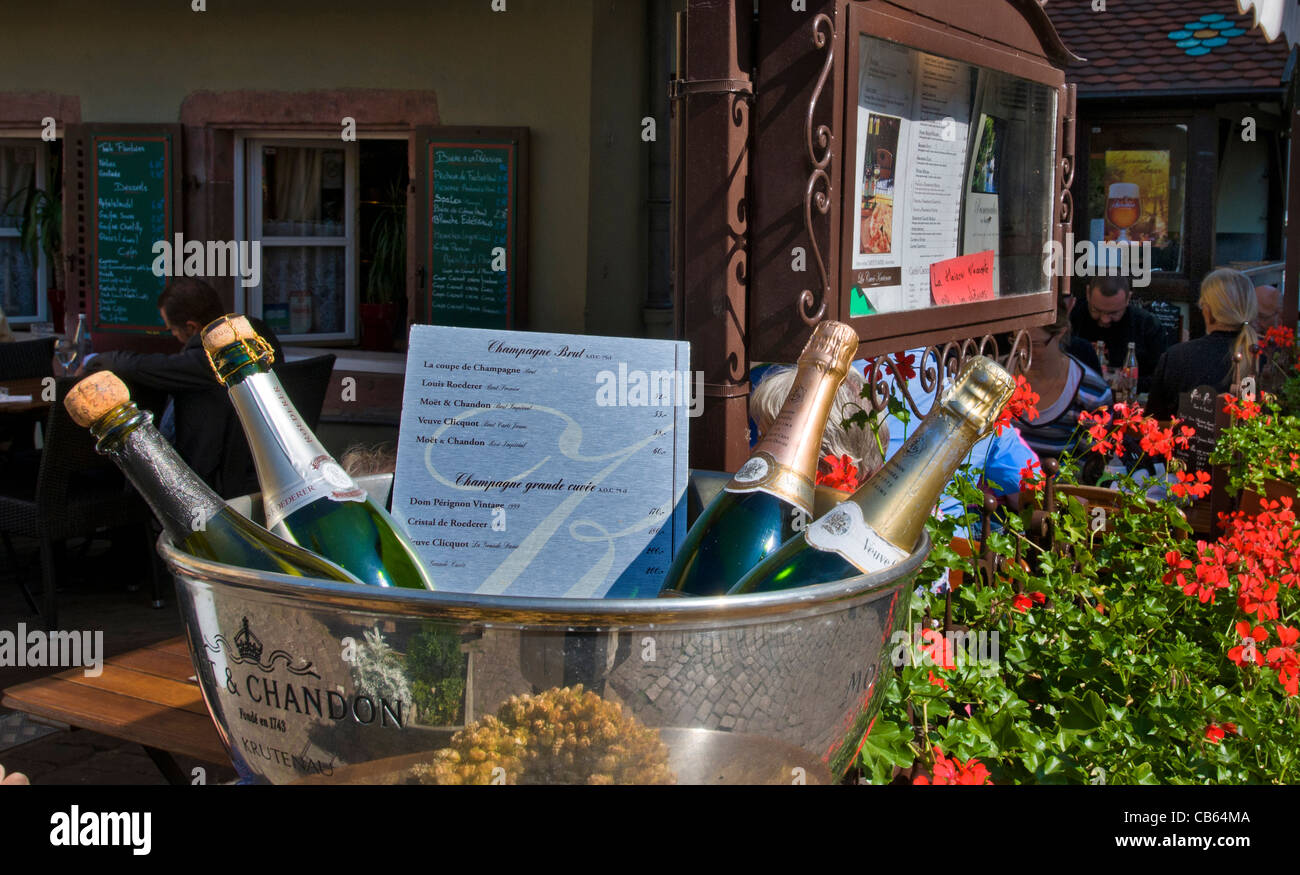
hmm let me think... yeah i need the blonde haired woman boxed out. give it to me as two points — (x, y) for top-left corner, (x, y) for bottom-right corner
(1146, 268), (1258, 420)
(749, 365), (888, 480)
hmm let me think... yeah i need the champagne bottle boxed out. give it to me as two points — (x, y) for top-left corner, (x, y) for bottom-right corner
(659, 320), (859, 596)
(728, 356), (1015, 595)
(201, 315), (434, 590)
(65, 372), (361, 582)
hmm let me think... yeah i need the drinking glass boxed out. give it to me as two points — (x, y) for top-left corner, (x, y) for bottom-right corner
(54, 337), (78, 376)
(1106, 183), (1141, 242)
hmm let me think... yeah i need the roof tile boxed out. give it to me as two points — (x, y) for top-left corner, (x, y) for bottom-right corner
(1046, 0), (1288, 94)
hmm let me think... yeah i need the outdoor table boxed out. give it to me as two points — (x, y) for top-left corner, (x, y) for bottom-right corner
(0, 377), (51, 416)
(1, 636), (231, 784)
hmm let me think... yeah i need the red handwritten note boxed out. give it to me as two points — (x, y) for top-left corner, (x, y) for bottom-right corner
(930, 250), (995, 306)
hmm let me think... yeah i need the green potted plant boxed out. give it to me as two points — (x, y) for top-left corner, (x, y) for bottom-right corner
(360, 181), (406, 350)
(6, 153), (64, 327)
(858, 396), (1299, 784)
(1210, 394), (1300, 513)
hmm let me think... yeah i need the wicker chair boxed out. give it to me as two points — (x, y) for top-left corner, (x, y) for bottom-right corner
(0, 335), (56, 380)
(0, 377), (163, 628)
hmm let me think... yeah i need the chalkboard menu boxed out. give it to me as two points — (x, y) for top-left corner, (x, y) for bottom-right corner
(424, 132), (526, 330)
(91, 134), (174, 333)
(1174, 384), (1220, 475)
(1143, 299), (1186, 349)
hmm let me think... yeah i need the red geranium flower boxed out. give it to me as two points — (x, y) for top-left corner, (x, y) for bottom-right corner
(888, 352), (917, 382)
(920, 628), (956, 669)
(927, 670), (948, 690)
(816, 453), (860, 492)
(1012, 593), (1033, 613)
(1262, 325), (1295, 349)
(998, 375), (1040, 434)
(1204, 724), (1226, 744)
(1228, 622), (1268, 666)
(1019, 459), (1044, 494)
(1222, 394), (1261, 420)
(1170, 469), (1212, 500)
(913, 747), (992, 785)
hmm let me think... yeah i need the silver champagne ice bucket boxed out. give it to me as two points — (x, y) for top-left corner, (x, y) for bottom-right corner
(160, 474), (926, 784)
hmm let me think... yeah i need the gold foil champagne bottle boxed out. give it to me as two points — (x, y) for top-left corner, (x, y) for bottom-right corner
(65, 372), (361, 582)
(659, 321), (859, 596)
(728, 356), (1015, 594)
(201, 315), (434, 590)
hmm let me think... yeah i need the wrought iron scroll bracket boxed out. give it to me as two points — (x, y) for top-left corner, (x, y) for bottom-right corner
(862, 331), (1033, 419)
(1057, 83), (1077, 299)
(799, 12), (835, 326)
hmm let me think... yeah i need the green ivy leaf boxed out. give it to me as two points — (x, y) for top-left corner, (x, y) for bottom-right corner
(1060, 690), (1108, 732)
(857, 719), (915, 785)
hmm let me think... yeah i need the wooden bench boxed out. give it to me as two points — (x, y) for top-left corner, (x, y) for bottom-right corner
(1, 636), (230, 784)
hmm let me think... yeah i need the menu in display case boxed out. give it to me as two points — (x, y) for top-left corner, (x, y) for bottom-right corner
(850, 37), (972, 316)
(847, 35), (1057, 319)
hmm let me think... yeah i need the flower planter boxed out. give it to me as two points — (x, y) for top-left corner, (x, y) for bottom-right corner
(1239, 478), (1298, 515)
(1035, 484), (1181, 533)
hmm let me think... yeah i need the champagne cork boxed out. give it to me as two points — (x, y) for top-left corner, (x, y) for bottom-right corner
(799, 320), (860, 376)
(65, 371), (131, 428)
(201, 314), (259, 353)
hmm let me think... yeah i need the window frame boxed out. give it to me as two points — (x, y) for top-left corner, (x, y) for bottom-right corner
(238, 133), (359, 344)
(0, 135), (49, 324)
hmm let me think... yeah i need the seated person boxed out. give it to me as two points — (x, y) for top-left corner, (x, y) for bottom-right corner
(1070, 275), (1167, 394)
(1255, 284), (1282, 333)
(1147, 268), (1257, 421)
(1015, 297), (1112, 459)
(748, 364), (888, 482)
(83, 278), (284, 498)
(870, 348), (1039, 521)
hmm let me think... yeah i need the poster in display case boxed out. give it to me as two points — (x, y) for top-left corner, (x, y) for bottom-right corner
(837, 12), (1066, 356)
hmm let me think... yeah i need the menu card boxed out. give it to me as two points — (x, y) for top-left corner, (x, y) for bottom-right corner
(392, 325), (691, 598)
(849, 36), (973, 315)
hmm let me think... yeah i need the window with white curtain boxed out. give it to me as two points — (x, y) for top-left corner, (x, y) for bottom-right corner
(0, 140), (48, 323)
(245, 139), (356, 342)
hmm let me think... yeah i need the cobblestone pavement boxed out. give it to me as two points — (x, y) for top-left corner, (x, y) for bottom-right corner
(1, 536), (238, 784)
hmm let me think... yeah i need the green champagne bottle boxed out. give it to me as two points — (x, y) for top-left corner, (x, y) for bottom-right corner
(659, 320), (859, 596)
(728, 356), (1015, 595)
(201, 315), (434, 590)
(65, 372), (361, 582)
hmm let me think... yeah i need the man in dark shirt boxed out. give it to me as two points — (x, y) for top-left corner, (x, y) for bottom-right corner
(83, 278), (283, 498)
(1069, 276), (1167, 394)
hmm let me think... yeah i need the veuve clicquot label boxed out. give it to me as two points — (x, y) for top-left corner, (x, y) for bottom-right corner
(723, 450), (815, 514)
(804, 501), (907, 574)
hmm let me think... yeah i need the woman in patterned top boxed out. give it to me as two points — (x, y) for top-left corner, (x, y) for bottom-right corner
(1016, 296), (1113, 459)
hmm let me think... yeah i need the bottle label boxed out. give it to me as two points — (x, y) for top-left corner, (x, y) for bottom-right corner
(724, 451), (815, 514)
(263, 454), (367, 529)
(805, 500), (908, 574)
(232, 373), (367, 529)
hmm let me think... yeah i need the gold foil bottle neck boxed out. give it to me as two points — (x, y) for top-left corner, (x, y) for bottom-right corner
(798, 320), (859, 377)
(937, 356), (1016, 435)
(201, 313), (259, 354)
